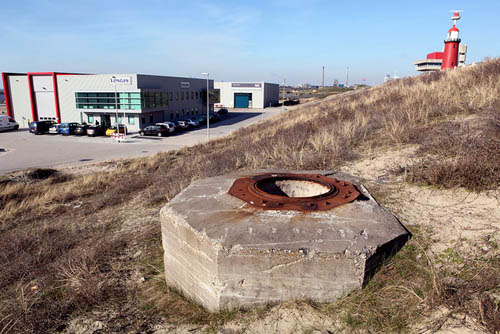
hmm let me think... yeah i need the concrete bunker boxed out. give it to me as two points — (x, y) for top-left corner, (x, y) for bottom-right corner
(160, 171), (410, 311)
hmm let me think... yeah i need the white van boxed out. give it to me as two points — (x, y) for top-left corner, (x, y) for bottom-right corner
(0, 115), (19, 131)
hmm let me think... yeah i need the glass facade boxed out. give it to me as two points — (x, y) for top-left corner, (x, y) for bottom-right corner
(75, 91), (170, 110)
(141, 92), (169, 109)
(75, 92), (142, 110)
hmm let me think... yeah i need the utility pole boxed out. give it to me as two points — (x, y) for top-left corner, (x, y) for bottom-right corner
(346, 67), (350, 87)
(322, 66), (325, 87)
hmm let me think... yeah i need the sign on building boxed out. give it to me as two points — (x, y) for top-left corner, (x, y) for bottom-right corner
(231, 83), (261, 88)
(180, 82), (190, 89)
(110, 76), (132, 85)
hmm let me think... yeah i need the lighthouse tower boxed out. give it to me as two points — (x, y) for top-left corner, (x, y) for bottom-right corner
(441, 11), (462, 69)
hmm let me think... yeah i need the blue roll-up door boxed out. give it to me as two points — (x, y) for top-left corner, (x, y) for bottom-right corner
(234, 94), (249, 108)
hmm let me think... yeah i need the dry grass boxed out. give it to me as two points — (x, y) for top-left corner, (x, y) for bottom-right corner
(1, 58), (500, 333)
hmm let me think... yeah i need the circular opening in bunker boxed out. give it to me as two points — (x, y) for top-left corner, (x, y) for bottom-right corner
(255, 177), (332, 198)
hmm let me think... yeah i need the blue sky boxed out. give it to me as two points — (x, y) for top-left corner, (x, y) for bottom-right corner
(1, 0), (499, 87)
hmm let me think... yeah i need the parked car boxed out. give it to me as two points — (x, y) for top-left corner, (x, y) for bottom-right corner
(209, 113), (221, 122)
(174, 120), (190, 130)
(217, 108), (228, 115)
(195, 115), (207, 125)
(29, 120), (54, 135)
(284, 98), (300, 106)
(105, 124), (127, 136)
(168, 121), (181, 132)
(155, 122), (176, 133)
(0, 115), (19, 131)
(59, 122), (79, 135)
(177, 120), (191, 129)
(87, 125), (107, 137)
(185, 118), (200, 127)
(74, 124), (88, 136)
(139, 124), (170, 137)
(48, 123), (61, 134)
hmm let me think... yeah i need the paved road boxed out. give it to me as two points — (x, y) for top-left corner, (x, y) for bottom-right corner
(0, 108), (283, 175)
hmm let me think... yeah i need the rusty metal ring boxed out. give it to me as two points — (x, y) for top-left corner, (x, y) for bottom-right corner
(228, 173), (360, 211)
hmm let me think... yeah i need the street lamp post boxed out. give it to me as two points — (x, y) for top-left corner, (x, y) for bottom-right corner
(202, 72), (209, 141)
(123, 101), (127, 140)
(111, 76), (118, 130)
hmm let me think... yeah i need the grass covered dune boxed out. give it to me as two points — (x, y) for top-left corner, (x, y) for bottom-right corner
(1, 58), (499, 333)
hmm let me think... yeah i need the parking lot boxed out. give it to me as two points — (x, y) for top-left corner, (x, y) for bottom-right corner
(0, 108), (283, 175)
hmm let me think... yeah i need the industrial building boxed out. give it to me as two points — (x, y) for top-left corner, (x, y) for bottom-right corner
(414, 12), (467, 72)
(1, 72), (213, 131)
(214, 82), (279, 109)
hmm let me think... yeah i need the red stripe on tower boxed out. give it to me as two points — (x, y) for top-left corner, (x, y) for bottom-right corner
(442, 12), (461, 70)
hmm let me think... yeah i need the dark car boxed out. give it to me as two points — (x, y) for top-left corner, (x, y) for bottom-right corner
(29, 121), (54, 135)
(155, 122), (176, 134)
(87, 125), (107, 137)
(209, 113), (221, 122)
(74, 124), (88, 136)
(217, 108), (228, 115)
(59, 122), (79, 135)
(139, 124), (170, 137)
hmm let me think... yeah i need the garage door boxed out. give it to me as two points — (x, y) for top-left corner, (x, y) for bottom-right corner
(33, 75), (58, 120)
(234, 94), (249, 108)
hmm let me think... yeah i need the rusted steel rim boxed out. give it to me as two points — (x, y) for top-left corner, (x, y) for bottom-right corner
(228, 173), (360, 211)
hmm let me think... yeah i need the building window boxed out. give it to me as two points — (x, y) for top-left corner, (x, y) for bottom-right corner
(181, 109), (185, 117)
(186, 92), (189, 100)
(88, 114), (94, 123)
(117, 116), (122, 124)
(181, 92), (185, 100)
(140, 91), (169, 109)
(195, 92), (199, 99)
(149, 114), (153, 123)
(195, 107), (198, 114)
(128, 116), (135, 125)
(169, 92), (173, 101)
(170, 112), (173, 120)
(75, 92), (142, 110)
(176, 92), (179, 100)
(141, 116), (146, 125)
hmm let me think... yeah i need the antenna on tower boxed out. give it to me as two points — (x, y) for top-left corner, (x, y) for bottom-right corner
(449, 10), (463, 26)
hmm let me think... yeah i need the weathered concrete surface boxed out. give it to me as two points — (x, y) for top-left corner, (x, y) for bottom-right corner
(160, 170), (410, 311)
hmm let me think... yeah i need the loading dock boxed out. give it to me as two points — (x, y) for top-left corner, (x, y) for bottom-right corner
(215, 82), (279, 109)
(234, 93), (252, 108)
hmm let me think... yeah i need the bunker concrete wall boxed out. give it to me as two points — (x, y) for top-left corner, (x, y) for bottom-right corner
(160, 170), (410, 311)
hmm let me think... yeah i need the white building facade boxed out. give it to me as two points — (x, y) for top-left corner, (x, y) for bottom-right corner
(214, 82), (279, 109)
(2, 72), (213, 131)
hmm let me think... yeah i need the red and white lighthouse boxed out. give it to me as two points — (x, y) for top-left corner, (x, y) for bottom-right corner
(441, 11), (462, 69)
